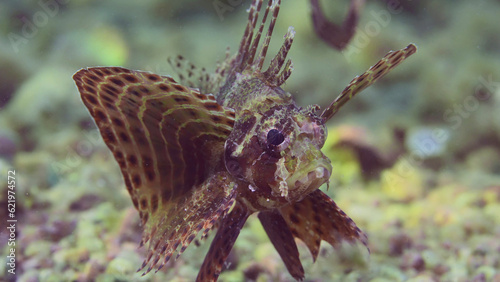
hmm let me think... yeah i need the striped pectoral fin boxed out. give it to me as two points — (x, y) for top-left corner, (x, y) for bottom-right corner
(196, 200), (250, 282)
(73, 66), (235, 202)
(279, 190), (368, 261)
(73, 67), (237, 273)
(258, 210), (305, 281)
(140, 172), (238, 274)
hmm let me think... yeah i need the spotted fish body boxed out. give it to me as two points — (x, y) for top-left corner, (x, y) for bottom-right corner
(73, 0), (416, 281)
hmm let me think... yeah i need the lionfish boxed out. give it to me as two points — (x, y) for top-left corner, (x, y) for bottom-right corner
(73, 0), (416, 280)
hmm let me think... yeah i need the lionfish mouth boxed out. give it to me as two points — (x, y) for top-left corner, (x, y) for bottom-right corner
(299, 166), (330, 187)
(286, 164), (332, 202)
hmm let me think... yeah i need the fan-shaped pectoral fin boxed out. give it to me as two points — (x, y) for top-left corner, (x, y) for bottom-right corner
(139, 171), (239, 274)
(73, 67), (238, 274)
(279, 190), (368, 261)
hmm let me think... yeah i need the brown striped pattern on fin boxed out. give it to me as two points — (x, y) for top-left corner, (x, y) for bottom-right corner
(142, 172), (237, 274)
(258, 210), (304, 280)
(279, 190), (368, 261)
(196, 200), (250, 282)
(321, 43), (417, 122)
(73, 67), (237, 274)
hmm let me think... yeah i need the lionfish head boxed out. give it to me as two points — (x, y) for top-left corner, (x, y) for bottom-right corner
(224, 100), (332, 205)
(213, 0), (337, 206)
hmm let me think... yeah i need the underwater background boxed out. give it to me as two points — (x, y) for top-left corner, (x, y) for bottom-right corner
(1, 0), (499, 281)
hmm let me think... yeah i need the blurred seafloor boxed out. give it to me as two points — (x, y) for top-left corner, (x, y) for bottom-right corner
(0, 0), (500, 281)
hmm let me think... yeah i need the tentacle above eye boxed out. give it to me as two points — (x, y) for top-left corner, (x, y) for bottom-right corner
(321, 44), (417, 122)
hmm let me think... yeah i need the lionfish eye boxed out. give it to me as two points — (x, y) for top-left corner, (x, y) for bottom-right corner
(267, 129), (285, 146)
